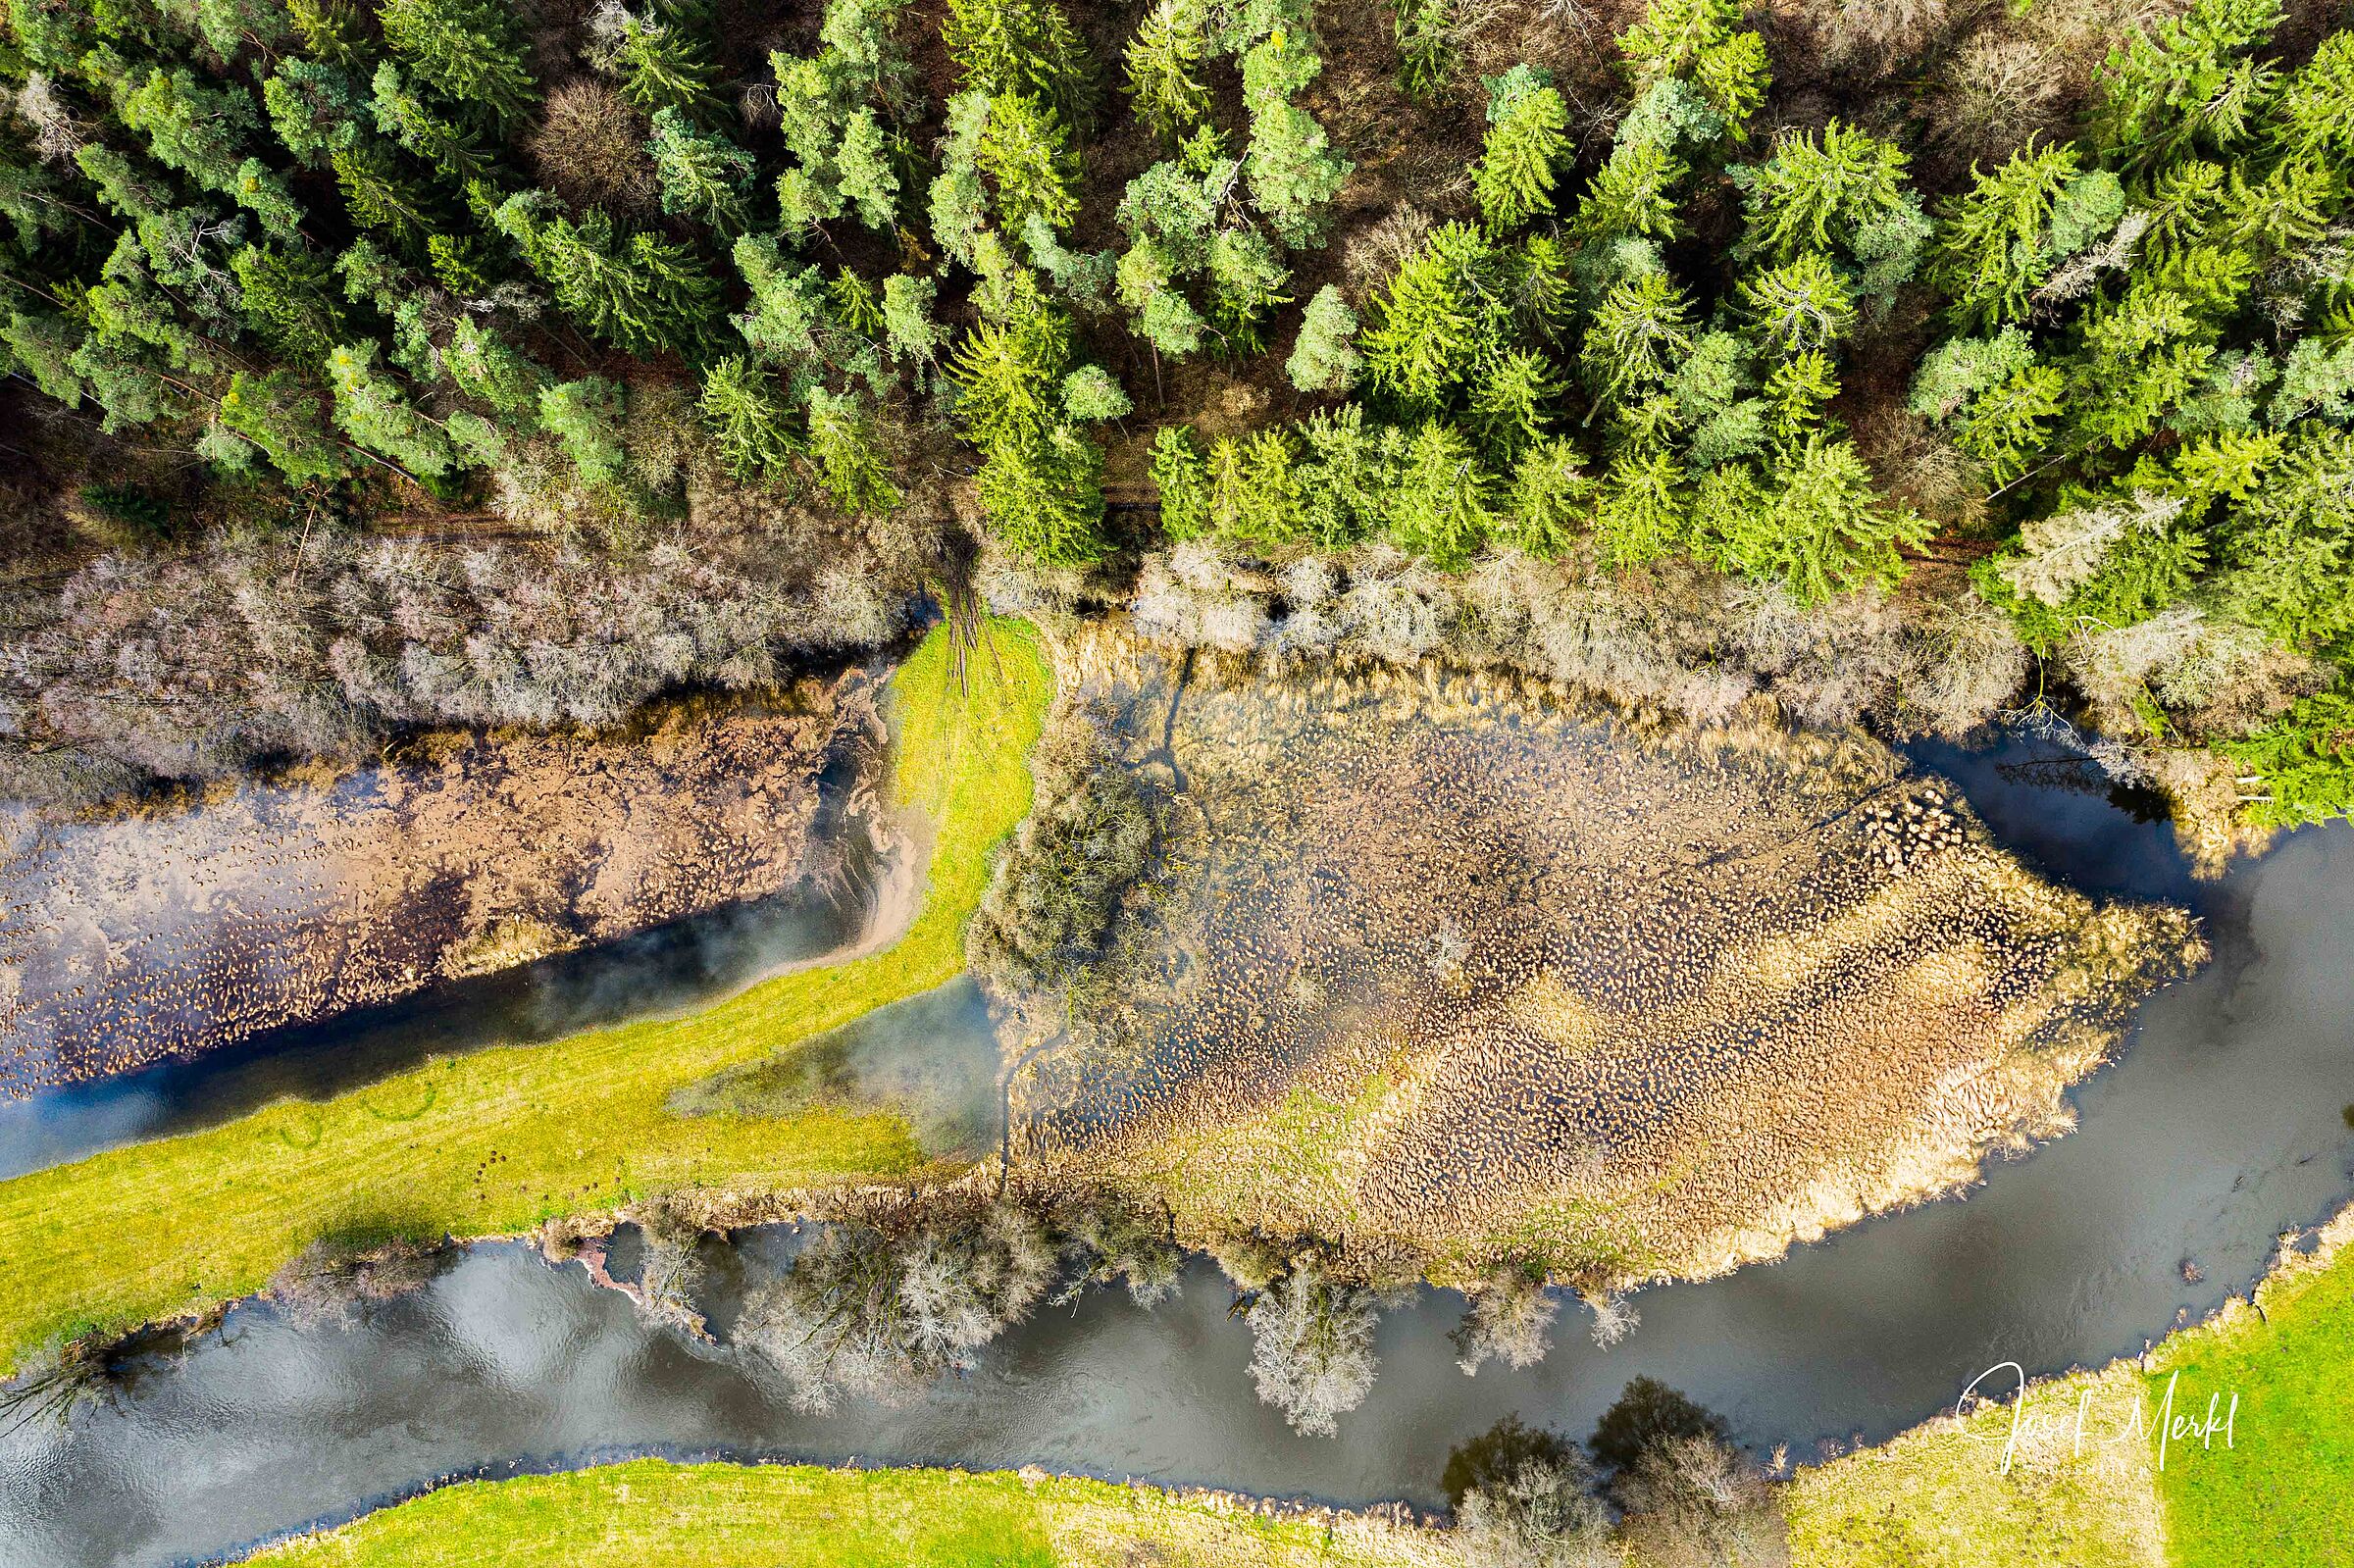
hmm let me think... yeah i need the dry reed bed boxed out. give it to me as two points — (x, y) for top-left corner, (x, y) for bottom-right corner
(1006, 626), (2202, 1289)
(0, 676), (881, 1092)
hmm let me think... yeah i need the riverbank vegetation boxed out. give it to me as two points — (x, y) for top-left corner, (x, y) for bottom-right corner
(2, 0), (2351, 836)
(0, 618), (1048, 1377)
(239, 1458), (1454, 1567)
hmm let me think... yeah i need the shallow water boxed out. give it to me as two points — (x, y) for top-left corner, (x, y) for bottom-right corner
(4, 734), (2353, 1567)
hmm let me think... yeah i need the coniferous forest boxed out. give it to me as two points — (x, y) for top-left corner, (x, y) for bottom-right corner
(2, 0), (2351, 828)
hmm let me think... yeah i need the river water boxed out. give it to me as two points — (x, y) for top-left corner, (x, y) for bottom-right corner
(1, 733), (2351, 1567)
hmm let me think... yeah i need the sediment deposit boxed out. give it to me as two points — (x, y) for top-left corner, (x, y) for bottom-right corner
(0, 676), (883, 1092)
(1004, 627), (2202, 1288)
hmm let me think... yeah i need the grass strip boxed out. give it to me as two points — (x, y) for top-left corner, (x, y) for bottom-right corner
(241, 1456), (1448, 1568)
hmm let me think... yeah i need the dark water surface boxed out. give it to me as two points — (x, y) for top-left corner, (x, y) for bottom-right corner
(3, 736), (2353, 1567)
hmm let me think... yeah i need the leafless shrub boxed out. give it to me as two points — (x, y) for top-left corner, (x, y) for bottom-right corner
(627, 1197), (713, 1339)
(265, 1237), (448, 1329)
(737, 1199), (1054, 1413)
(968, 703), (1156, 1003)
(1936, 34), (2067, 161)
(4, 505), (928, 782)
(1343, 205), (1436, 294)
(1458, 1450), (1622, 1568)
(1049, 1190), (1185, 1306)
(1246, 1262), (1380, 1437)
(1823, 0), (1951, 70)
(1453, 1265), (1560, 1374)
(531, 78), (657, 216)
(1582, 1290), (1639, 1348)
(1615, 1433), (1789, 1568)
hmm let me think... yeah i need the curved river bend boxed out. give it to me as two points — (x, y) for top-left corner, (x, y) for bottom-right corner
(3, 735), (2352, 1568)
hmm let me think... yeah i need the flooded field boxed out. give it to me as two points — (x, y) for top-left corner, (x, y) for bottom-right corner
(0, 675), (884, 1094)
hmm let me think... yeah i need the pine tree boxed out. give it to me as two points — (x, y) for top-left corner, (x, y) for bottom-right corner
(1, 312), (84, 409)
(328, 340), (456, 477)
(881, 273), (944, 374)
(443, 318), (544, 415)
(1474, 66), (1569, 230)
(836, 108), (901, 230)
(1207, 227), (1292, 355)
(262, 61), (366, 168)
(1241, 32), (1351, 249)
(1388, 419), (1494, 567)
(1287, 284), (1361, 394)
(379, 0), (539, 128)
(647, 108), (756, 233)
(537, 377), (630, 486)
(1126, 0), (1211, 143)
(219, 369), (348, 482)
(1060, 364), (1132, 421)
(699, 355), (802, 478)
(805, 386), (900, 513)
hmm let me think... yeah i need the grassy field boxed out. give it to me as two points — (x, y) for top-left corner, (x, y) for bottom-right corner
(241, 1458), (1455, 1568)
(1786, 1202), (2354, 1566)
(2146, 1204), (2354, 1566)
(0, 620), (1051, 1377)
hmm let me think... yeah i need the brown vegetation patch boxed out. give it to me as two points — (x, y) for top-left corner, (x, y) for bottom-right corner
(0, 676), (883, 1092)
(1001, 626), (2201, 1289)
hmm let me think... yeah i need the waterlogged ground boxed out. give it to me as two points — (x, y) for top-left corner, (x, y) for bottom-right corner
(0, 676), (883, 1092)
(1008, 632), (2202, 1286)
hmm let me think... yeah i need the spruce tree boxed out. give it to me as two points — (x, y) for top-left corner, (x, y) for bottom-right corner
(647, 109), (757, 234)
(1126, 0), (1211, 143)
(379, 0), (539, 127)
(1474, 66), (1569, 230)
(1287, 284), (1361, 394)
(538, 377), (630, 486)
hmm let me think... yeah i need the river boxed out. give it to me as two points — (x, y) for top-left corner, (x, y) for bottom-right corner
(1, 731), (2349, 1567)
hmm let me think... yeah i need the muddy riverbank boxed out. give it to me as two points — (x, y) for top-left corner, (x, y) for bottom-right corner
(0, 678), (886, 1094)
